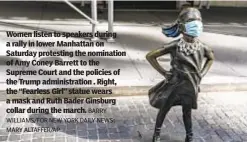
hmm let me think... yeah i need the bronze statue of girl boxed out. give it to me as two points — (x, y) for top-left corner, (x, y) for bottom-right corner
(146, 7), (214, 142)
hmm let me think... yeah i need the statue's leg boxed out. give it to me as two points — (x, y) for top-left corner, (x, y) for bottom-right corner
(154, 104), (172, 133)
(152, 104), (172, 142)
(152, 95), (178, 142)
(182, 104), (193, 142)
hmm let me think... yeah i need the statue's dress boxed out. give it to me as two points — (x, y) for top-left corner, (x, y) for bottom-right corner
(149, 38), (211, 109)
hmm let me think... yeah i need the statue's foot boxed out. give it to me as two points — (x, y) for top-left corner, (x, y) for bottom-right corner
(185, 134), (193, 142)
(152, 135), (161, 142)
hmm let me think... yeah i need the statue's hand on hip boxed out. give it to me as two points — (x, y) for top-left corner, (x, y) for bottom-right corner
(165, 72), (173, 81)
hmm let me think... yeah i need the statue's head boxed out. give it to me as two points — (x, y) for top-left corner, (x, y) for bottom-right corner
(162, 7), (203, 38)
(178, 7), (202, 23)
(178, 8), (203, 37)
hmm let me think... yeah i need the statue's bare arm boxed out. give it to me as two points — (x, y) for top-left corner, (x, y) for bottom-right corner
(146, 43), (175, 77)
(201, 46), (214, 77)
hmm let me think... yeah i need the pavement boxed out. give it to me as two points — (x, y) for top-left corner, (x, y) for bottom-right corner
(0, 91), (247, 142)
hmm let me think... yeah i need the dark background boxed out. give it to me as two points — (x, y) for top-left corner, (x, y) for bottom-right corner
(114, 1), (177, 9)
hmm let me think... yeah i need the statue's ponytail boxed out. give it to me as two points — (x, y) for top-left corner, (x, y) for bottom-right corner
(162, 22), (181, 38)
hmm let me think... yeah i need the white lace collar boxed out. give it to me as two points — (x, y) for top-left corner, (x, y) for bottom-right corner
(177, 38), (202, 55)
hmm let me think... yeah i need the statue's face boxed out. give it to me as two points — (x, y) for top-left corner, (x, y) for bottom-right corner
(178, 8), (203, 37)
(161, 8), (203, 38)
(186, 17), (201, 23)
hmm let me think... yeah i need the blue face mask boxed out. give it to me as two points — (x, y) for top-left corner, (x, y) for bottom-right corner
(184, 20), (203, 37)
(162, 23), (180, 38)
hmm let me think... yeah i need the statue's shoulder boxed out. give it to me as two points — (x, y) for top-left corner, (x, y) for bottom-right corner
(163, 39), (180, 49)
(198, 40), (212, 51)
(198, 40), (214, 55)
